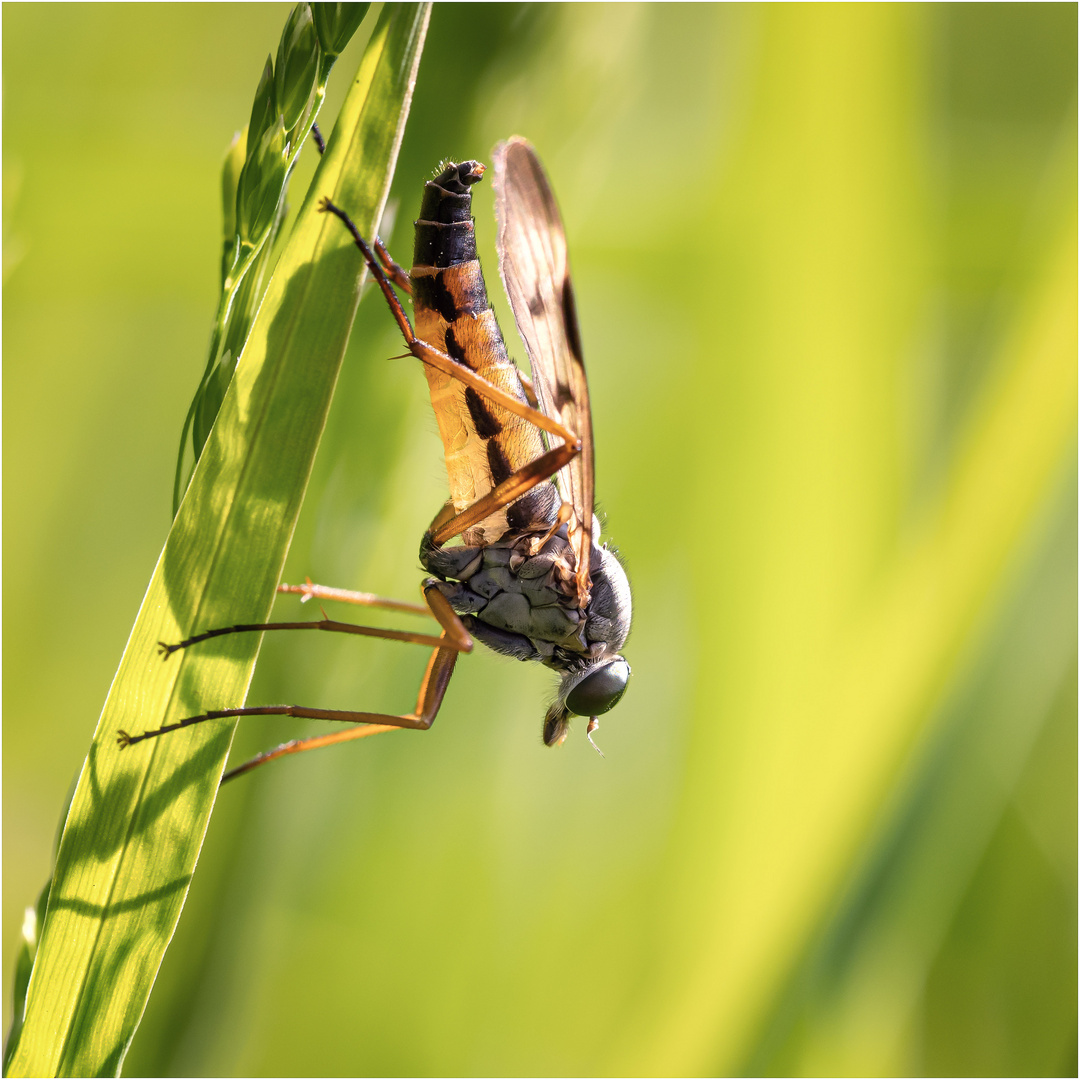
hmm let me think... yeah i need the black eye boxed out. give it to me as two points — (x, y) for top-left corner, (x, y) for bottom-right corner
(566, 658), (630, 718)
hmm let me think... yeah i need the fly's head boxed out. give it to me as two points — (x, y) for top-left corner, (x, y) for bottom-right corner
(543, 654), (632, 750)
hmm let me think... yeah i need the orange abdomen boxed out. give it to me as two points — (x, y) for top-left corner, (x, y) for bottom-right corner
(410, 161), (557, 545)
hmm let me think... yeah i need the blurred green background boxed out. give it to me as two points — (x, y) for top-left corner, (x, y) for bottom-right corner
(4, 3), (1075, 1076)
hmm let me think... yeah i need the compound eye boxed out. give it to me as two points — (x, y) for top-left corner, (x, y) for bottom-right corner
(566, 658), (630, 718)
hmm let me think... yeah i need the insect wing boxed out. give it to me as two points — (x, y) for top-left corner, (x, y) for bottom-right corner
(492, 137), (594, 606)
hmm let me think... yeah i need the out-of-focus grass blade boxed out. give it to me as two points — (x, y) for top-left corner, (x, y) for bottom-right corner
(613, 7), (1077, 1074)
(696, 168), (1073, 1078)
(4, 5), (430, 1076)
(741, 476), (1077, 1076)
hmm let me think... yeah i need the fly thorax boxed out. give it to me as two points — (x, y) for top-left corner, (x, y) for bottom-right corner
(421, 528), (589, 663)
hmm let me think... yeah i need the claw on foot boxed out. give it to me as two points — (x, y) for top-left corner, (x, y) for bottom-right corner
(157, 641), (179, 659)
(278, 577), (316, 603)
(116, 730), (133, 749)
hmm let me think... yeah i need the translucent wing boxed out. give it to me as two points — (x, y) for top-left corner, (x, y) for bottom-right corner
(492, 137), (594, 607)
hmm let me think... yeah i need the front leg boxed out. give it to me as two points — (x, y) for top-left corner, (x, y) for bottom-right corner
(278, 579), (430, 616)
(118, 585), (472, 782)
(218, 641), (458, 782)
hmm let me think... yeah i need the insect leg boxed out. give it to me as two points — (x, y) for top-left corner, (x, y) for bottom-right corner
(529, 501), (575, 553)
(157, 616), (453, 658)
(518, 370), (539, 409)
(322, 196), (585, 550)
(320, 197), (418, 340)
(411, 336), (578, 443)
(219, 643), (458, 782)
(118, 586), (470, 755)
(156, 579), (471, 657)
(373, 237), (411, 293)
(427, 442), (580, 547)
(278, 579), (430, 616)
(320, 197), (579, 447)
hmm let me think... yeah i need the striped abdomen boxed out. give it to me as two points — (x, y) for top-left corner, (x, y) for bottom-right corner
(411, 160), (557, 546)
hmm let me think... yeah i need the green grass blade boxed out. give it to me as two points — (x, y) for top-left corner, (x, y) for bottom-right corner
(608, 9), (1077, 1073)
(174, 3), (372, 514)
(4, 5), (430, 1076)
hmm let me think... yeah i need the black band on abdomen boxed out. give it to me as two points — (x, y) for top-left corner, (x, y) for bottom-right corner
(413, 219), (477, 269)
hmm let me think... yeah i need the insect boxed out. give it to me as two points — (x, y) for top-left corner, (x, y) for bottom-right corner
(118, 137), (632, 780)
